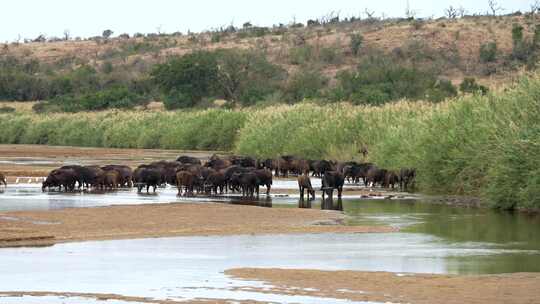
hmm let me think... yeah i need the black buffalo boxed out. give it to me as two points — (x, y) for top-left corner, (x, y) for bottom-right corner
(321, 171), (344, 199)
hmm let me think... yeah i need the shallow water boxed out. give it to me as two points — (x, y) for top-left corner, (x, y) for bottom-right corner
(0, 180), (388, 212)
(1, 183), (540, 303)
(0, 232), (533, 303)
(0, 295), (148, 304)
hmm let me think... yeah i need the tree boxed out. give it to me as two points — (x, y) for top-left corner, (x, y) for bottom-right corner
(364, 8), (375, 19)
(488, 0), (503, 16)
(63, 29), (71, 41)
(102, 29), (114, 39)
(445, 6), (458, 19)
(283, 68), (328, 103)
(457, 6), (467, 17)
(151, 51), (218, 109)
(214, 49), (285, 106)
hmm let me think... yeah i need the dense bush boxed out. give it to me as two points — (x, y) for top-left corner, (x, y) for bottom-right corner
(460, 77), (488, 94)
(214, 49), (286, 106)
(479, 42), (497, 63)
(1, 75), (539, 209)
(44, 86), (145, 112)
(283, 68), (328, 103)
(153, 49), (285, 108)
(330, 55), (457, 105)
(152, 51), (218, 110)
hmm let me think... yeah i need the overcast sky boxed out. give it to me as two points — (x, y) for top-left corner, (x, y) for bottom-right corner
(0, 0), (532, 42)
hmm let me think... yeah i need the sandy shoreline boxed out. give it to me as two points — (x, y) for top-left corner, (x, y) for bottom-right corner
(226, 268), (540, 304)
(0, 203), (396, 248)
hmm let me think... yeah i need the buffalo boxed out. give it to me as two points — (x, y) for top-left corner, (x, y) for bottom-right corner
(253, 169), (273, 195)
(42, 169), (78, 192)
(298, 175), (315, 200)
(205, 170), (226, 195)
(366, 167), (387, 187)
(103, 170), (121, 190)
(311, 160), (334, 177)
(384, 170), (400, 189)
(230, 172), (260, 197)
(176, 170), (196, 196)
(321, 171), (344, 199)
(0, 172), (6, 187)
(176, 155), (202, 165)
(400, 168), (416, 191)
(101, 165), (133, 187)
(133, 166), (161, 193)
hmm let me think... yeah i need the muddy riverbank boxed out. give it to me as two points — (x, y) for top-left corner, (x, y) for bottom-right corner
(0, 203), (395, 247)
(227, 268), (540, 304)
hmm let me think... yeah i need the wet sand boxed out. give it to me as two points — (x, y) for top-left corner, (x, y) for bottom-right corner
(0, 203), (395, 247)
(227, 268), (540, 304)
(0, 291), (260, 304)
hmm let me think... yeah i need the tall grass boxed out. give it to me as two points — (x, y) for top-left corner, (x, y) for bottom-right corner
(0, 109), (245, 151)
(0, 75), (539, 209)
(235, 77), (539, 209)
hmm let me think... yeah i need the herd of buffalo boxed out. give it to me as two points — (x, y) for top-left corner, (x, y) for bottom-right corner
(3, 155), (416, 199)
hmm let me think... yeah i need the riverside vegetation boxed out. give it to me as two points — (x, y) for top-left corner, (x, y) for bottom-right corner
(0, 74), (539, 210)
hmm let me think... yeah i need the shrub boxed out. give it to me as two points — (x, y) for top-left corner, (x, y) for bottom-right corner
(319, 46), (341, 64)
(48, 86), (145, 112)
(162, 89), (196, 109)
(0, 106), (15, 113)
(349, 33), (364, 56)
(331, 54), (454, 105)
(479, 42), (497, 63)
(283, 68), (328, 103)
(289, 45), (313, 65)
(151, 51), (219, 107)
(460, 77), (488, 94)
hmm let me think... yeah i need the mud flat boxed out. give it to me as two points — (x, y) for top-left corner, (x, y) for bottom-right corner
(227, 268), (540, 304)
(0, 203), (395, 247)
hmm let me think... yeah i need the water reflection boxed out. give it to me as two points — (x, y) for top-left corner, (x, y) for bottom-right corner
(321, 197), (344, 211)
(298, 199), (312, 209)
(230, 197), (272, 208)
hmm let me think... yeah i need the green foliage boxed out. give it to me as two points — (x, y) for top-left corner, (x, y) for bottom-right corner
(460, 77), (488, 94)
(283, 68), (328, 103)
(289, 45), (313, 65)
(319, 46), (341, 64)
(331, 54), (456, 105)
(0, 106), (15, 113)
(237, 75), (540, 209)
(349, 33), (364, 56)
(511, 23), (529, 61)
(426, 79), (458, 102)
(2, 75), (540, 210)
(151, 51), (218, 108)
(214, 49), (285, 106)
(101, 61), (114, 74)
(45, 86), (145, 112)
(162, 89), (195, 109)
(0, 109), (247, 151)
(479, 42), (497, 63)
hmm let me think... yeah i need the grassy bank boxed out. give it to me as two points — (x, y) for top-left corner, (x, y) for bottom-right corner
(1, 76), (539, 209)
(0, 109), (246, 151)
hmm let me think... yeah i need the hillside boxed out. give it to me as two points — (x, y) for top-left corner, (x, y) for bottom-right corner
(1, 13), (538, 111)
